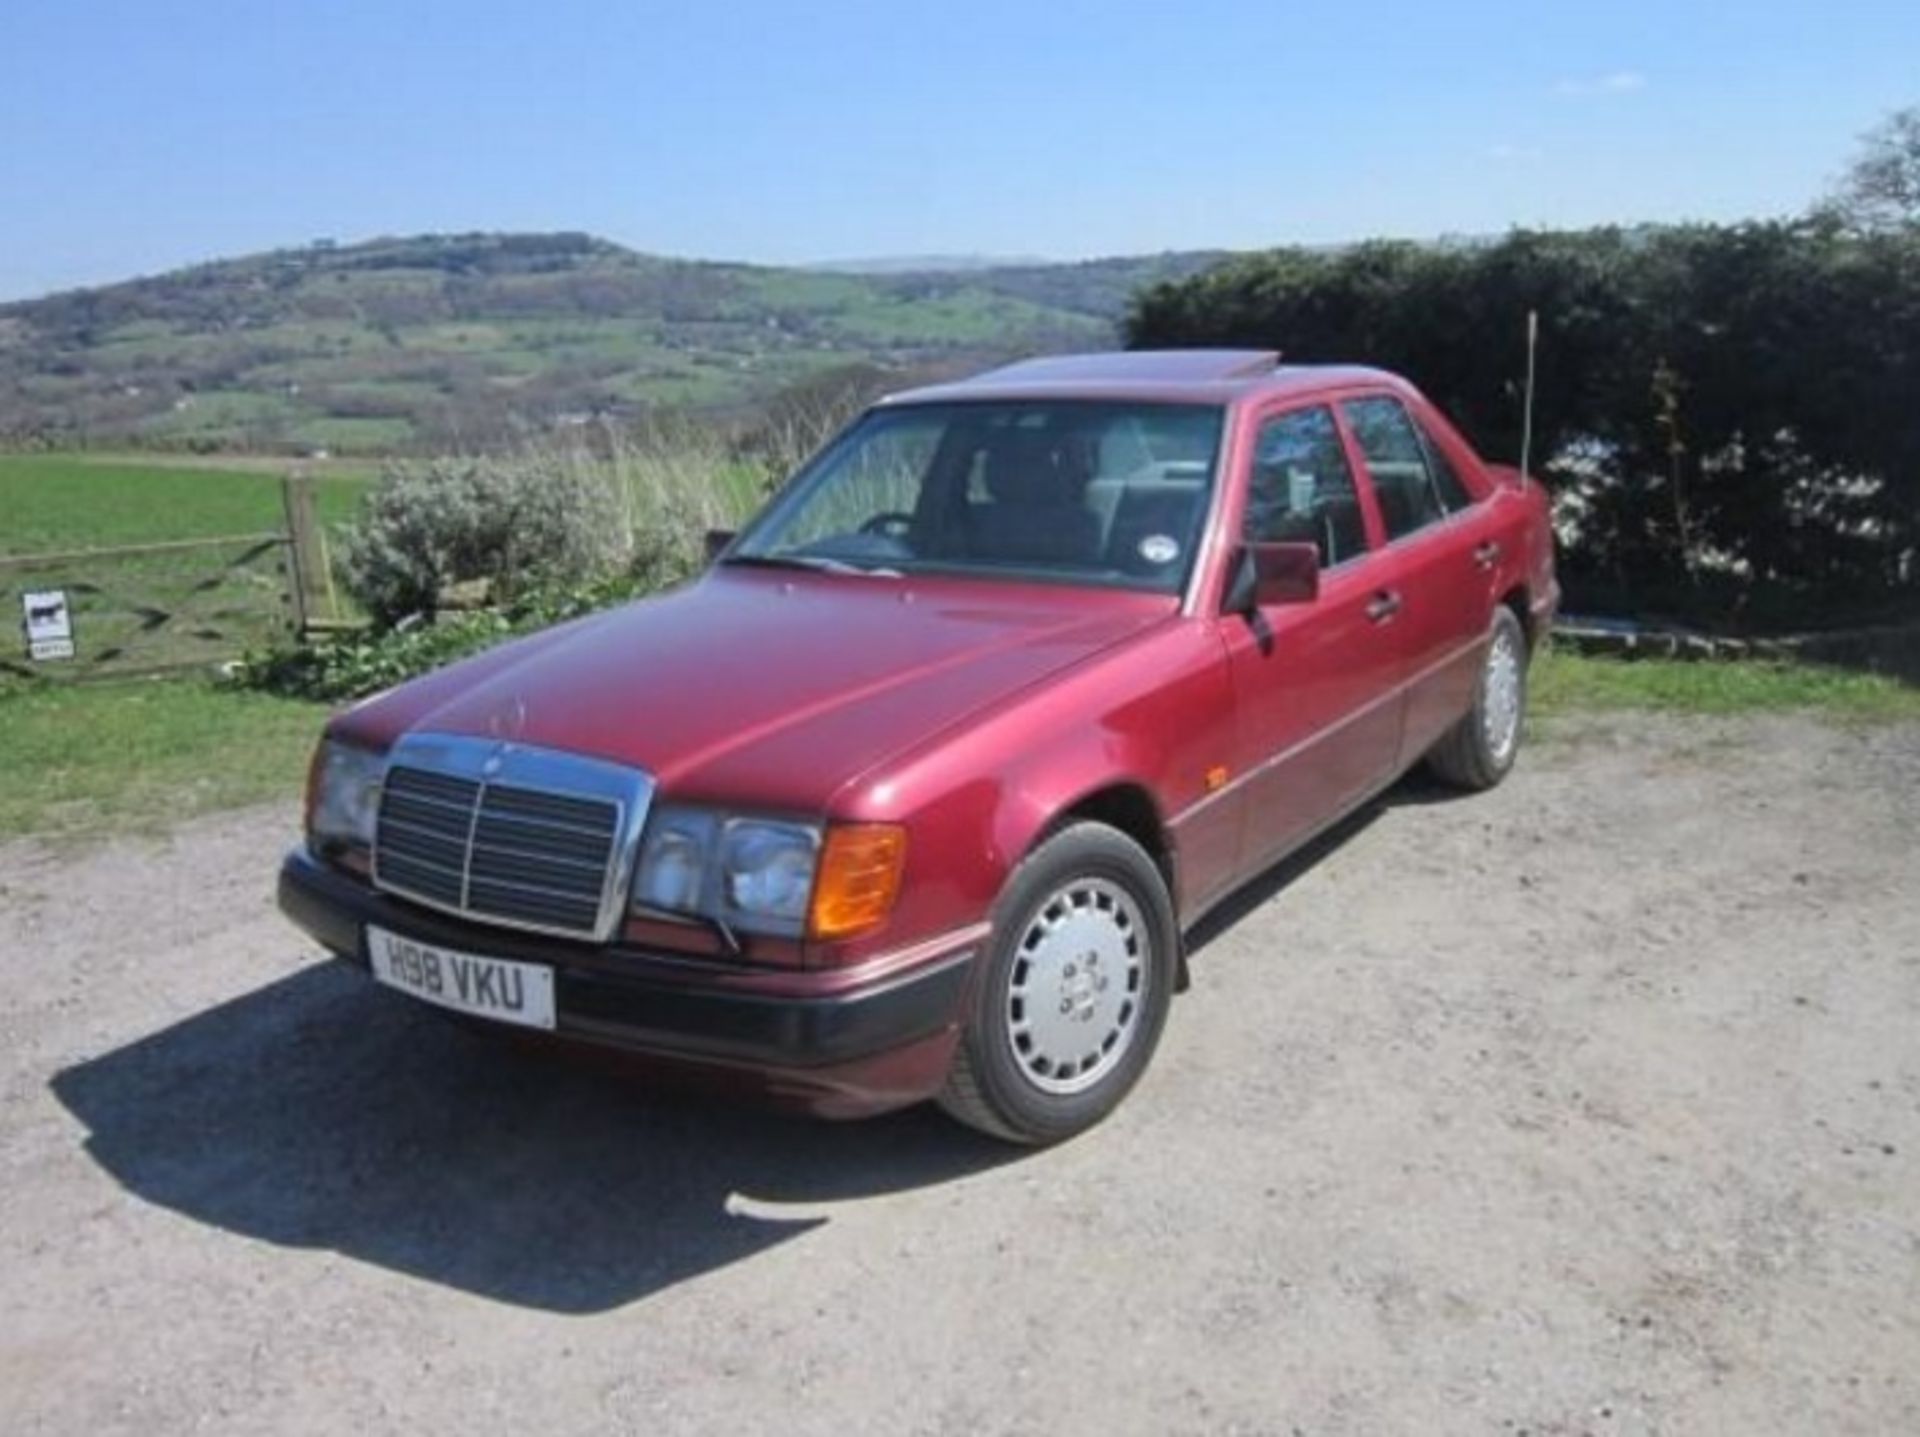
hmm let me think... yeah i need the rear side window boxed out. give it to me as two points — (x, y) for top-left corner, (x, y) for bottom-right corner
(1343, 395), (1451, 541)
(1415, 421), (1476, 513)
(1245, 406), (1368, 567)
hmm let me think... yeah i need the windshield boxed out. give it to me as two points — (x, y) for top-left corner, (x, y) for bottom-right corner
(730, 400), (1226, 594)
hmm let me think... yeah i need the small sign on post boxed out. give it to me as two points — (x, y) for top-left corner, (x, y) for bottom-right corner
(22, 588), (75, 661)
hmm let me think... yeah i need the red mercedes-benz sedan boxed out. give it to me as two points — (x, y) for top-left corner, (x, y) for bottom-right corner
(280, 350), (1558, 1143)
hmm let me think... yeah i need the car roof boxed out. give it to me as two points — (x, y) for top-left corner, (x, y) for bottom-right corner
(877, 350), (1405, 408)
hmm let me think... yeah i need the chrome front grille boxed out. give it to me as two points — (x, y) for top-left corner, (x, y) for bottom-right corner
(376, 766), (479, 909)
(371, 734), (654, 941)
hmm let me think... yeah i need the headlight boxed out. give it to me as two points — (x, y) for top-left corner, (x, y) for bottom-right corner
(630, 807), (905, 944)
(634, 809), (818, 937)
(632, 808), (719, 912)
(306, 740), (386, 852)
(719, 819), (818, 927)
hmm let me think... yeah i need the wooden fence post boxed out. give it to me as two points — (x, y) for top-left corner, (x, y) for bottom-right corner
(282, 472), (322, 637)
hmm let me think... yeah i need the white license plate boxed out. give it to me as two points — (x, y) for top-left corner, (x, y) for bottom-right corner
(366, 925), (556, 1031)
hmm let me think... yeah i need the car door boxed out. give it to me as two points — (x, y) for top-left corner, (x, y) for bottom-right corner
(1217, 401), (1404, 875)
(1337, 392), (1501, 765)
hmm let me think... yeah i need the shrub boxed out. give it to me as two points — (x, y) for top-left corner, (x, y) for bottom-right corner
(259, 393), (866, 698)
(341, 450), (631, 626)
(255, 418), (785, 699)
(242, 569), (667, 701)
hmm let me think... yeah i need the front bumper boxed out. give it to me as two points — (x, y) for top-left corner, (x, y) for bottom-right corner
(278, 848), (977, 1116)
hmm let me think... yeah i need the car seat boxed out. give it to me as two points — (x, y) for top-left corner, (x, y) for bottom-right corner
(962, 430), (1102, 566)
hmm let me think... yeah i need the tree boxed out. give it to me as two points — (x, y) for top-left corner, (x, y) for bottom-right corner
(1826, 105), (1920, 231)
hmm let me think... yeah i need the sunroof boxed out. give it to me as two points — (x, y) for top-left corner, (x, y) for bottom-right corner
(972, 350), (1282, 384)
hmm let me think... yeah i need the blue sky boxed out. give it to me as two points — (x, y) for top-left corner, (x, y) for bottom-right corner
(2, 0), (1915, 299)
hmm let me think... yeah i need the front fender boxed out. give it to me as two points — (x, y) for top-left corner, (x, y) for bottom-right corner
(826, 619), (1236, 965)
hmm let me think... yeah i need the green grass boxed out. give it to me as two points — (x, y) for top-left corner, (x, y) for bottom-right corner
(1532, 649), (1920, 720)
(0, 454), (368, 554)
(0, 680), (325, 840)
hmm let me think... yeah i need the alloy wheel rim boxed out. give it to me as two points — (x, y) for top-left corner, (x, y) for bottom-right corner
(1005, 877), (1148, 1096)
(1483, 630), (1523, 763)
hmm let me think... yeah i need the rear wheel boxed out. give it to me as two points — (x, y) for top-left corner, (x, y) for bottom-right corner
(1426, 605), (1529, 791)
(939, 822), (1176, 1145)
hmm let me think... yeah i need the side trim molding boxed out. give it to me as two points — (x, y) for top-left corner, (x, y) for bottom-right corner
(1169, 629), (1489, 828)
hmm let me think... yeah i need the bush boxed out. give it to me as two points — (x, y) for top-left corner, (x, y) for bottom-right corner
(242, 569), (668, 701)
(253, 418), (786, 700)
(341, 450), (631, 626)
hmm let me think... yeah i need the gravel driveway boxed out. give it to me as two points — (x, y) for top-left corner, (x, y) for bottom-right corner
(3, 713), (1917, 1435)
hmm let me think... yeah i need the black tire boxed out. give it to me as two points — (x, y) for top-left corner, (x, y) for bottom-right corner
(1426, 605), (1529, 791)
(938, 822), (1177, 1145)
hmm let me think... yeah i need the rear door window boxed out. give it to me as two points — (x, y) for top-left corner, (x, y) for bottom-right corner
(1415, 421), (1476, 512)
(1342, 395), (1450, 541)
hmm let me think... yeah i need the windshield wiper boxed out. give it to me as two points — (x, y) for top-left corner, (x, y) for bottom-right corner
(723, 553), (899, 578)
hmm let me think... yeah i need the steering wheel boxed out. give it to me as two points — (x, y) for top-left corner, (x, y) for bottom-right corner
(859, 511), (915, 539)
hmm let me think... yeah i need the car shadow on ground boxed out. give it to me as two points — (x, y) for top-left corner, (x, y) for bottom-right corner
(49, 768), (1459, 1316)
(50, 961), (1015, 1315)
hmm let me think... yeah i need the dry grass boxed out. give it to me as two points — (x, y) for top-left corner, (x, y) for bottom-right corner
(530, 402), (856, 575)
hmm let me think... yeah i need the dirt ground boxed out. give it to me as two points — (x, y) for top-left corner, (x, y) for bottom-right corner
(2, 713), (1916, 1436)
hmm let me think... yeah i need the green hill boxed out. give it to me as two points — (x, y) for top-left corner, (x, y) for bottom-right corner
(0, 233), (1226, 454)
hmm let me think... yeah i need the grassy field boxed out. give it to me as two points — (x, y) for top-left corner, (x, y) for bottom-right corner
(0, 680), (325, 840)
(3, 652), (1914, 843)
(0, 454), (368, 554)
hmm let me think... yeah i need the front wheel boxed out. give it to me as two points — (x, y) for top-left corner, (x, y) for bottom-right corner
(939, 822), (1176, 1145)
(1426, 605), (1529, 791)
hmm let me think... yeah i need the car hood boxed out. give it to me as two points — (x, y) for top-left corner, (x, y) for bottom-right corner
(339, 568), (1173, 809)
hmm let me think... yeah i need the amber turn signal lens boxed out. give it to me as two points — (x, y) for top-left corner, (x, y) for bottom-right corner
(808, 823), (907, 941)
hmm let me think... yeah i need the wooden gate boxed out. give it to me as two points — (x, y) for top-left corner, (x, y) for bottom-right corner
(1, 475), (347, 681)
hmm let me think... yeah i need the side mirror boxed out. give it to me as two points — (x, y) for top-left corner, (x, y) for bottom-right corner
(1224, 541), (1320, 613)
(703, 528), (736, 564)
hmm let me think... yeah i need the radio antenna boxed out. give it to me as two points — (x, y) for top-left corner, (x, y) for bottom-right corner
(1519, 309), (1539, 478)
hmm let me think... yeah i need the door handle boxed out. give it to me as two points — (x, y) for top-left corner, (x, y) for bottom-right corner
(1473, 540), (1502, 570)
(1366, 590), (1402, 623)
